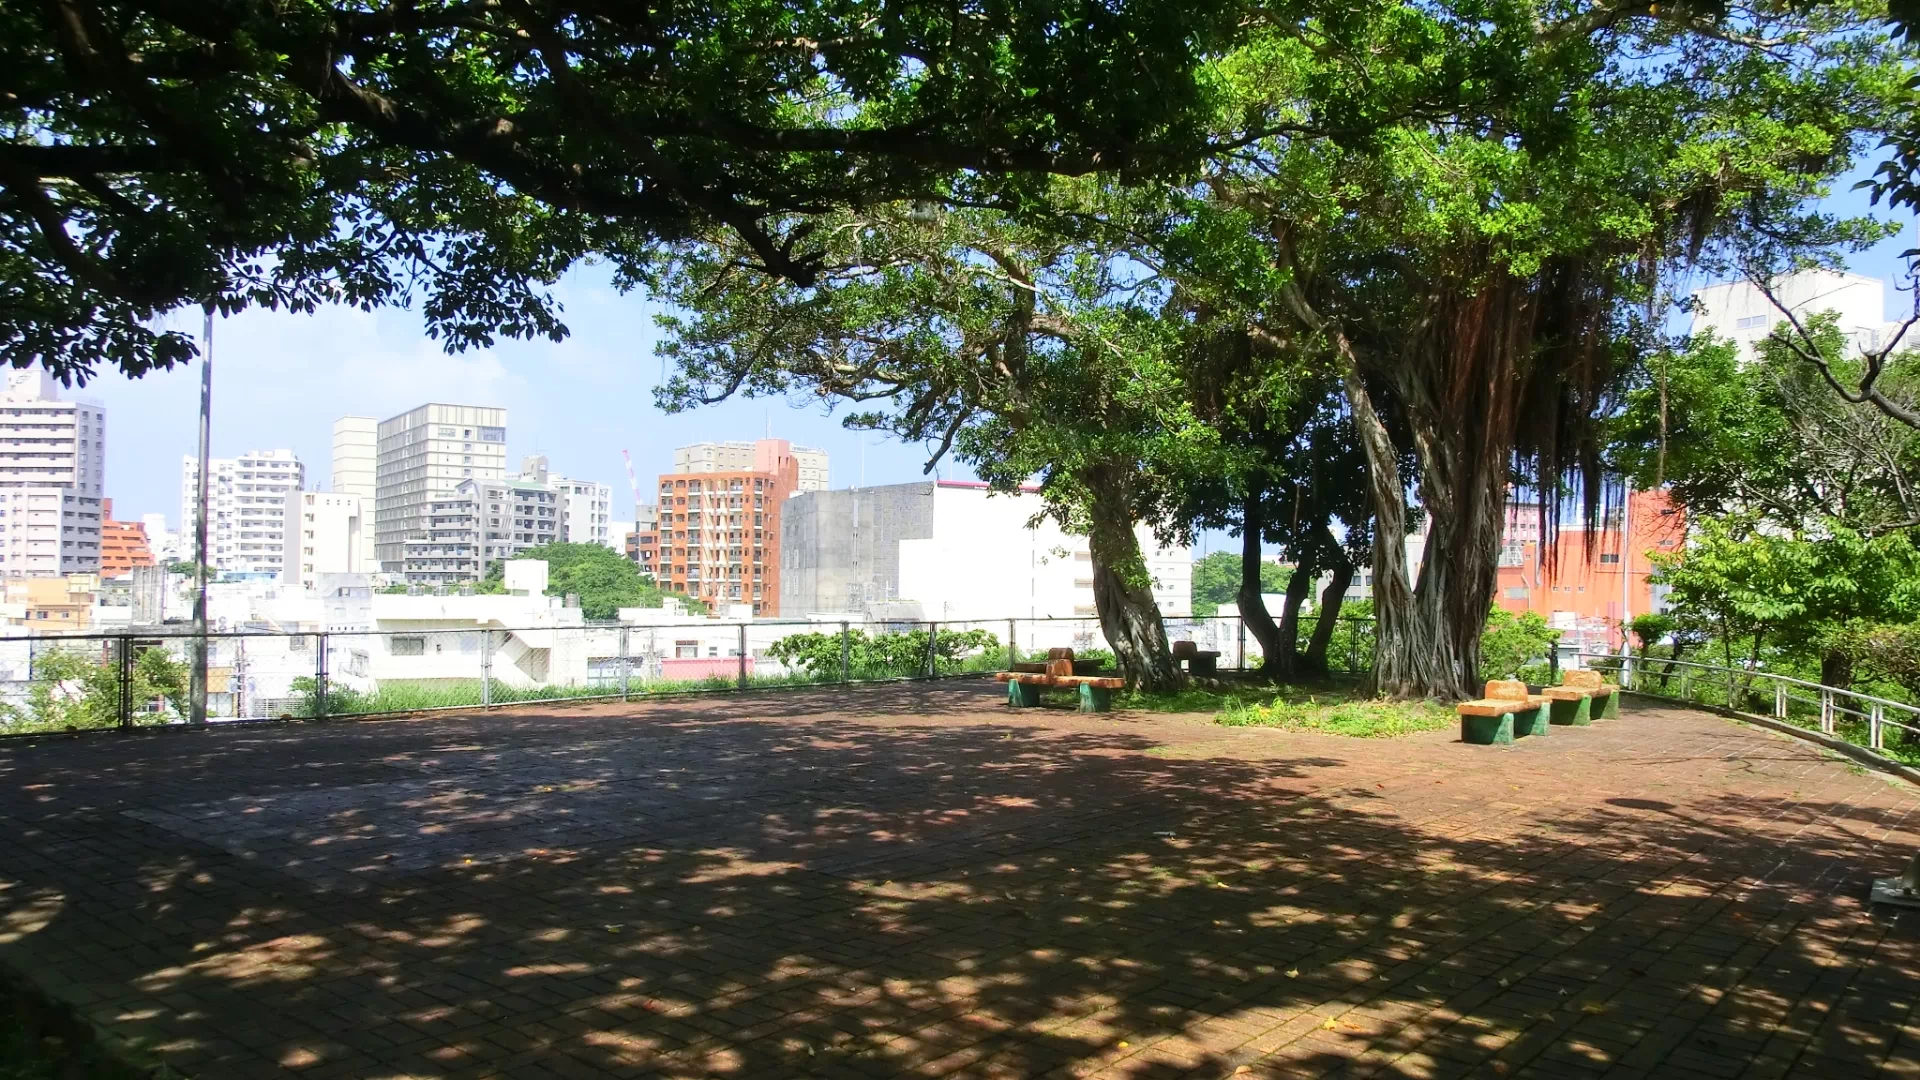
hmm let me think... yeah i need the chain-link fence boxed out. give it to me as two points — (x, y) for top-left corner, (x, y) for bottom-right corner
(0, 614), (1378, 733)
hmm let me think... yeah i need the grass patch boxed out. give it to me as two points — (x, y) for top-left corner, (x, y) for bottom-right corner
(1217, 685), (1455, 738)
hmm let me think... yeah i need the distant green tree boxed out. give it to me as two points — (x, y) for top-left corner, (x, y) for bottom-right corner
(480, 543), (705, 620)
(1190, 552), (1288, 618)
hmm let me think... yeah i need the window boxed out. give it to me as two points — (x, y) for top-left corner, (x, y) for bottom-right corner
(1736, 314), (1768, 330)
(390, 635), (426, 656)
(1599, 553), (1621, 564)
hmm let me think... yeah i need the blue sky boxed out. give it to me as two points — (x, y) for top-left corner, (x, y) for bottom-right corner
(81, 167), (1917, 546)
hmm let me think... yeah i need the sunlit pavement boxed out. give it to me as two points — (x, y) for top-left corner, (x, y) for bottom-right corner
(0, 682), (1914, 1079)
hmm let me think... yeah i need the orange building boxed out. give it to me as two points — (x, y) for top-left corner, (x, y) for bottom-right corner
(652, 441), (801, 615)
(98, 499), (155, 578)
(1493, 489), (1684, 651)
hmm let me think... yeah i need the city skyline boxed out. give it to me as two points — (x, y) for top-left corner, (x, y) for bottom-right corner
(75, 278), (968, 529)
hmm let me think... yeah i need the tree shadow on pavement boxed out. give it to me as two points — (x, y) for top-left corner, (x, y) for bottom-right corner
(0, 684), (1913, 1079)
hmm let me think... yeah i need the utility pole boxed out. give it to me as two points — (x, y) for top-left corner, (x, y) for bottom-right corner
(190, 308), (213, 724)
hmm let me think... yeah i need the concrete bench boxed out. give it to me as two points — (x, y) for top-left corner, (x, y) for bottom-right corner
(1172, 639), (1220, 675)
(1548, 668), (1620, 722)
(1457, 679), (1550, 744)
(994, 649), (1123, 711)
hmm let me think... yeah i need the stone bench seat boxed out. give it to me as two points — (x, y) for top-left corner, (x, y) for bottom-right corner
(1549, 669), (1621, 723)
(1457, 680), (1550, 744)
(995, 649), (1123, 711)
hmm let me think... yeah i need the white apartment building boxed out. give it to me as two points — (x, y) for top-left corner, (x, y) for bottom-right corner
(554, 478), (612, 546)
(1691, 269), (1904, 359)
(516, 454), (611, 547)
(0, 370), (104, 577)
(331, 416), (378, 564)
(674, 439), (829, 493)
(282, 490), (365, 588)
(375, 404), (507, 579)
(782, 480), (1192, 623)
(180, 449), (304, 577)
(140, 513), (178, 564)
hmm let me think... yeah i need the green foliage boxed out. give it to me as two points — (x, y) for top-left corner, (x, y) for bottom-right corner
(480, 543), (704, 620)
(1611, 324), (1920, 533)
(3, 646), (187, 732)
(1651, 517), (1920, 669)
(1217, 689), (1454, 738)
(5, 0), (1247, 381)
(1190, 552), (1288, 617)
(1480, 608), (1561, 682)
(1020, 647), (1117, 670)
(766, 628), (1001, 680)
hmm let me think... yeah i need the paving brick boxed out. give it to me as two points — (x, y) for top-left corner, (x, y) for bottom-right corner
(0, 684), (1911, 1079)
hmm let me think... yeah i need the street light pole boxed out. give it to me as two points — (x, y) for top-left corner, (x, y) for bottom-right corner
(190, 308), (213, 725)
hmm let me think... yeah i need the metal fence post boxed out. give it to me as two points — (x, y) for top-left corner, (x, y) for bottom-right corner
(315, 632), (329, 721)
(116, 635), (133, 730)
(737, 624), (749, 688)
(1871, 703), (1884, 750)
(1348, 619), (1358, 674)
(1007, 619), (1017, 670)
(1727, 670), (1737, 709)
(925, 621), (938, 679)
(618, 626), (631, 702)
(1820, 689), (1834, 733)
(1236, 617), (1246, 672)
(481, 631), (493, 709)
(1774, 682), (1787, 719)
(1549, 646), (1560, 684)
(1680, 669), (1691, 703)
(840, 621), (852, 683)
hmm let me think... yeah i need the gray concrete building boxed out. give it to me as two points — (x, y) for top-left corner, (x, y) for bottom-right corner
(780, 482), (937, 615)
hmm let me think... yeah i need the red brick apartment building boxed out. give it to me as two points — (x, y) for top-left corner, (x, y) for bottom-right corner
(98, 499), (154, 578)
(638, 442), (802, 616)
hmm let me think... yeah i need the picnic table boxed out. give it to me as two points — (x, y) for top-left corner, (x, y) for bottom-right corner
(995, 648), (1124, 712)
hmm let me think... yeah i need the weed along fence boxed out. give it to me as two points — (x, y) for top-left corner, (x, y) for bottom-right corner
(1580, 650), (1920, 770)
(0, 614), (1379, 733)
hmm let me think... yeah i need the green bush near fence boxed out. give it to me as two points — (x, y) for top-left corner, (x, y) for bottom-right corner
(767, 627), (1001, 680)
(0, 646), (188, 733)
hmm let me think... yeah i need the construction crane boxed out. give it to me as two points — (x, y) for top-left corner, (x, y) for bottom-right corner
(621, 449), (644, 521)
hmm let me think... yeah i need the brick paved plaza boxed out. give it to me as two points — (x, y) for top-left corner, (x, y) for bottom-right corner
(0, 682), (1915, 1079)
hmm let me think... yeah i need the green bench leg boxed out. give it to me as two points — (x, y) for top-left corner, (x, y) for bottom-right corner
(1007, 681), (1041, 708)
(1460, 711), (1516, 745)
(1597, 691), (1619, 719)
(1078, 683), (1113, 713)
(1513, 705), (1550, 738)
(1549, 695), (1592, 726)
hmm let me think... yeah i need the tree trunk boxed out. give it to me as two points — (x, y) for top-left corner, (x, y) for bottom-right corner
(1821, 649), (1854, 691)
(1268, 564), (1312, 678)
(1303, 550), (1354, 673)
(1327, 332), (1477, 699)
(1084, 465), (1179, 692)
(1236, 490), (1283, 677)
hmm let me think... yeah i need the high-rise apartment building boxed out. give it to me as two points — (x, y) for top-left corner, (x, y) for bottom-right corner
(331, 416), (379, 565)
(99, 499), (154, 578)
(672, 439), (828, 493)
(374, 404), (507, 579)
(181, 449), (305, 576)
(0, 371), (105, 578)
(516, 455), (614, 549)
(282, 490), (365, 588)
(653, 447), (799, 615)
(397, 478), (559, 583)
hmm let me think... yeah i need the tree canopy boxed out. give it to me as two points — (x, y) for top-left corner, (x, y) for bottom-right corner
(5, 0), (1251, 381)
(481, 542), (704, 620)
(1191, 551), (1288, 618)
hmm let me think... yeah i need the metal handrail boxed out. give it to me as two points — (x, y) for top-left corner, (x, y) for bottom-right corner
(1577, 650), (1920, 755)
